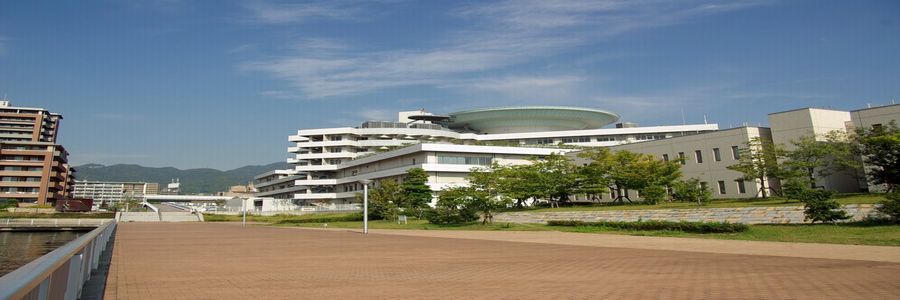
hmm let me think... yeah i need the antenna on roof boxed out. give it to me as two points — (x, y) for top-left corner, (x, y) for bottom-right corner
(681, 109), (686, 125)
(703, 114), (708, 124)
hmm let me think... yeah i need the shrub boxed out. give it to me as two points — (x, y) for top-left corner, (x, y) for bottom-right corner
(781, 178), (811, 200)
(547, 219), (749, 233)
(671, 178), (711, 205)
(425, 187), (479, 225)
(799, 189), (849, 223)
(275, 213), (364, 224)
(876, 191), (900, 222)
(640, 185), (668, 205)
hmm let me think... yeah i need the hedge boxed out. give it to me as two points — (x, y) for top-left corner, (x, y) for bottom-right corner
(274, 213), (364, 224)
(546, 219), (749, 233)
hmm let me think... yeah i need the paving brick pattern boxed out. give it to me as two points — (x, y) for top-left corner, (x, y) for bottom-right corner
(104, 223), (900, 299)
(495, 204), (881, 224)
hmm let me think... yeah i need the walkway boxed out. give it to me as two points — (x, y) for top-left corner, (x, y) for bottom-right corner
(104, 223), (900, 299)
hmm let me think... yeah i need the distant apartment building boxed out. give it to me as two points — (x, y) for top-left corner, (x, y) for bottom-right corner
(73, 181), (159, 204)
(0, 101), (75, 205)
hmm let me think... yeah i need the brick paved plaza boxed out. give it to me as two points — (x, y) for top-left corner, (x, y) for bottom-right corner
(105, 223), (900, 299)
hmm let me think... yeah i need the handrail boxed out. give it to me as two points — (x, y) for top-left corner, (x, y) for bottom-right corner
(0, 220), (117, 300)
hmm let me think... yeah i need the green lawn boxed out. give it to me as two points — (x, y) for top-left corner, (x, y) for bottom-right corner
(203, 213), (360, 223)
(273, 218), (900, 247)
(516, 193), (885, 212)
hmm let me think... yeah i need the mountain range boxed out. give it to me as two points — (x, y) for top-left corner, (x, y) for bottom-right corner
(74, 162), (291, 194)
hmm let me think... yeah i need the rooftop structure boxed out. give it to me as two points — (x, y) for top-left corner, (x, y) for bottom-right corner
(448, 106), (620, 134)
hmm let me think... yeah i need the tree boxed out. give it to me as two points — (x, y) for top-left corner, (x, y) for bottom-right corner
(467, 165), (513, 223)
(877, 191), (900, 222)
(401, 168), (433, 218)
(368, 179), (403, 220)
(786, 131), (860, 189)
(671, 178), (711, 205)
(576, 148), (681, 204)
(727, 137), (790, 198)
(425, 186), (479, 224)
(498, 163), (544, 208)
(799, 189), (849, 223)
(109, 193), (142, 212)
(530, 153), (579, 207)
(855, 121), (900, 192)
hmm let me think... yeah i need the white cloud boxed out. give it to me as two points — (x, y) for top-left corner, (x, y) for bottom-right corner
(241, 0), (768, 99)
(242, 1), (360, 24)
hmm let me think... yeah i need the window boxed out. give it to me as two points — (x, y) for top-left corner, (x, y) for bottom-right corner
(731, 146), (740, 160)
(662, 154), (669, 162)
(713, 148), (721, 162)
(595, 136), (615, 142)
(329, 136), (342, 141)
(436, 155), (492, 165)
(717, 181), (726, 194)
(561, 136), (591, 143)
(736, 179), (746, 194)
(695, 150), (703, 163)
(678, 152), (686, 165)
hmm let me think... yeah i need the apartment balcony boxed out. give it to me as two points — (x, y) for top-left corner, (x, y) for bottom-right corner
(288, 135), (309, 142)
(294, 179), (337, 186)
(293, 191), (358, 200)
(295, 165), (339, 171)
(0, 192), (39, 199)
(287, 158), (301, 164)
(294, 152), (356, 160)
(0, 181), (42, 188)
(292, 140), (359, 148)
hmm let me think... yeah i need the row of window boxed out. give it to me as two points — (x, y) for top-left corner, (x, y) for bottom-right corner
(710, 179), (747, 195)
(662, 146), (741, 164)
(0, 187), (40, 193)
(0, 166), (43, 171)
(0, 176), (41, 182)
(436, 155), (492, 166)
(0, 155), (44, 161)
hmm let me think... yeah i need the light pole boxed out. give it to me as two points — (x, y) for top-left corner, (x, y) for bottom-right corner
(360, 179), (372, 234)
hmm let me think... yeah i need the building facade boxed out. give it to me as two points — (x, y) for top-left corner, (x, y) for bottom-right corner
(0, 101), (75, 205)
(292, 143), (574, 205)
(849, 104), (900, 192)
(262, 106), (717, 203)
(581, 127), (777, 200)
(73, 181), (159, 204)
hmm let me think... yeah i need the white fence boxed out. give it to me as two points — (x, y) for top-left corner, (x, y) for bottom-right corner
(0, 220), (117, 299)
(1, 218), (113, 228)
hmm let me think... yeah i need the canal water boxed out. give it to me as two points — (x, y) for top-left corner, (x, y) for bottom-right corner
(0, 231), (83, 277)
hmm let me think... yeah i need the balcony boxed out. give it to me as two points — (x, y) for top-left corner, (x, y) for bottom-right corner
(294, 152), (356, 160)
(294, 179), (337, 186)
(295, 165), (339, 171)
(294, 191), (357, 200)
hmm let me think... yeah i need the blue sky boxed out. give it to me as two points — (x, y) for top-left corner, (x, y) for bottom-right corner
(1, 0), (898, 170)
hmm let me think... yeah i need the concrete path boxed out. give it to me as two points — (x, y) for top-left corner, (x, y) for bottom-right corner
(346, 228), (900, 263)
(104, 223), (900, 299)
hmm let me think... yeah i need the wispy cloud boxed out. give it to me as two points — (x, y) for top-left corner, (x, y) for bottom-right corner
(0, 36), (8, 56)
(242, 1), (362, 24)
(241, 0), (768, 99)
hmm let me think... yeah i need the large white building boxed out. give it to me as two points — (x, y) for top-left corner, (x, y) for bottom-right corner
(257, 106), (718, 204)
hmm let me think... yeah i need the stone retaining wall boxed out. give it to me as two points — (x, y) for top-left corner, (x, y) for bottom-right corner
(494, 204), (882, 225)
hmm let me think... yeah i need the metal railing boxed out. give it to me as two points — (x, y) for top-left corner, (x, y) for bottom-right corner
(0, 220), (117, 300)
(1, 218), (112, 227)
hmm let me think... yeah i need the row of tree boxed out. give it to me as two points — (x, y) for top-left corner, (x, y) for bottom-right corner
(365, 122), (899, 224)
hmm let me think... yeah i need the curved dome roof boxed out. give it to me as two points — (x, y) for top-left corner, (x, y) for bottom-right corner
(447, 106), (620, 134)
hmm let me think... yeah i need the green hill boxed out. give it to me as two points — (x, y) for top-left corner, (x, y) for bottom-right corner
(74, 162), (291, 194)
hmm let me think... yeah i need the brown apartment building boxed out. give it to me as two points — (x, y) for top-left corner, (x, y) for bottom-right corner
(0, 101), (75, 206)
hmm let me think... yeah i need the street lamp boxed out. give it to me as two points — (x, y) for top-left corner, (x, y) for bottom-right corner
(360, 179), (372, 234)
